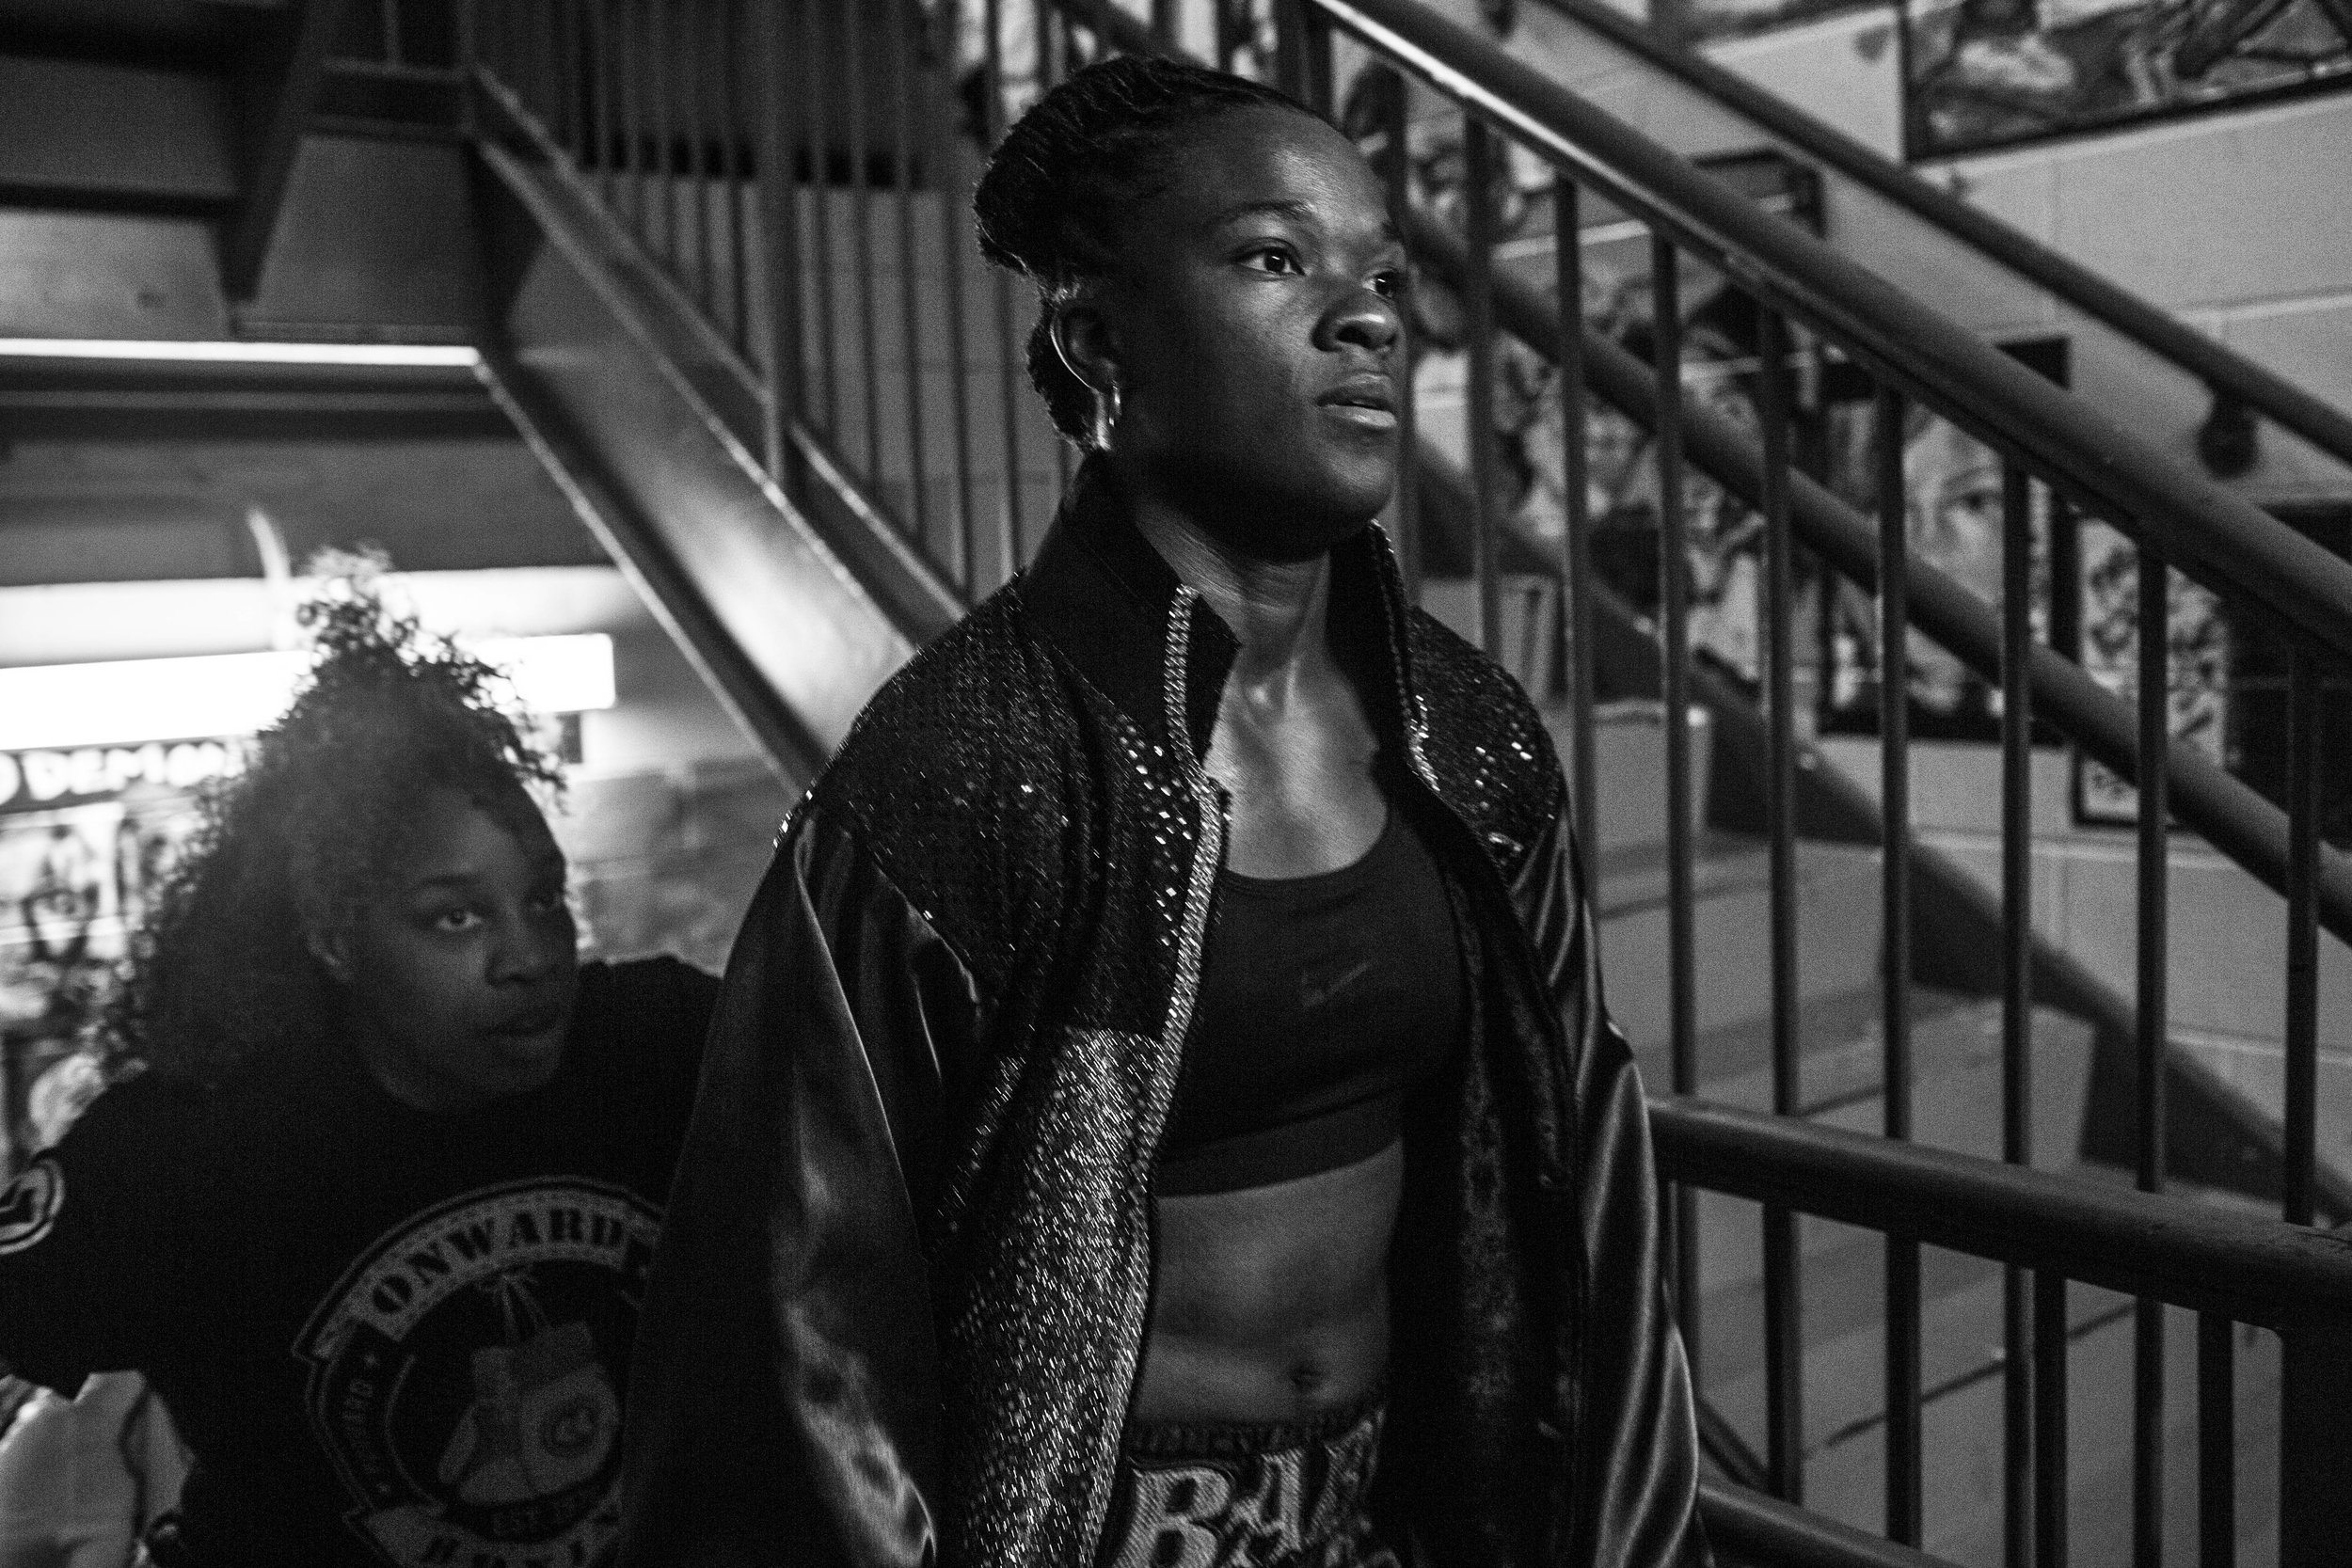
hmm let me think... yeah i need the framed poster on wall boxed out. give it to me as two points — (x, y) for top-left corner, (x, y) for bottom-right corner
(2067, 517), (2232, 826)
(1675, 0), (1885, 41)
(0, 744), (223, 1173)
(1817, 338), (2068, 743)
(2224, 503), (2352, 847)
(2072, 501), (2352, 838)
(1901, 0), (2352, 159)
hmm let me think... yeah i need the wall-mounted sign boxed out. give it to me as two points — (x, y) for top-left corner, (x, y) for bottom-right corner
(0, 635), (613, 754)
(1903, 0), (2352, 160)
(0, 742), (240, 817)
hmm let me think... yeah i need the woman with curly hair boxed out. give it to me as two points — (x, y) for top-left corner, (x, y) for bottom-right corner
(0, 585), (718, 1568)
(622, 53), (1704, 1568)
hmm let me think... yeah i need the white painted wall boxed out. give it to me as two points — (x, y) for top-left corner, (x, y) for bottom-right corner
(1377, 0), (2352, 1152)
(1706, 6), (2352, 502)
(1700, 14), (2352, 1160)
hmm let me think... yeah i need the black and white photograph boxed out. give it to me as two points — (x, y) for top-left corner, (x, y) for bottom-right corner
(0, 0), (2346, 1564)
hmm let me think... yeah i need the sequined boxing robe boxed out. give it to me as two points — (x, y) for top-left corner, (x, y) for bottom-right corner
(616, 456), (1708, 1568)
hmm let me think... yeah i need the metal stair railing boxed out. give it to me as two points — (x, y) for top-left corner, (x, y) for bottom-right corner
(1654, 1097), (2352, 1568)
(1090, 0), (2352, 1559)
(460, 1), (2352, 1562)
(1519, 0), (2352, 486)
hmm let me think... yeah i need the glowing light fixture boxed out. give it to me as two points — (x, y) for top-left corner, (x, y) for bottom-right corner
(0, 635), (614, 752)
(0, 339), (480, 367)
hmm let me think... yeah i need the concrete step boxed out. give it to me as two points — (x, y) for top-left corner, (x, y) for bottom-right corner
(1690, 994), (2096, 1305)
(1597, 833), (1884, 1055)
(1684, 988), (2277, 1566)
(1544, 697), (1713, 858)
(1718, 1197), (2283, 1568)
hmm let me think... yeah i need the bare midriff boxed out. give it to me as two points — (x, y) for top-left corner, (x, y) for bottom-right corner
(1132, 1139), (1403, 1425)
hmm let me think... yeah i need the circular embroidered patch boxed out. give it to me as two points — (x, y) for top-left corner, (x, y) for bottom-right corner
(0, 1157), (64, 1256)
(295, 1177), (660, 1568)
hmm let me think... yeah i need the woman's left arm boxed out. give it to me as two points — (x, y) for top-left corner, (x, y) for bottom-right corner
(1514, 804), (1711, 1568)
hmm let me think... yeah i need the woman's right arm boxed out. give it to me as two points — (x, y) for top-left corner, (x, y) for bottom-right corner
(0, 1080), (185, 1393)
(617, 809), (982, 1568)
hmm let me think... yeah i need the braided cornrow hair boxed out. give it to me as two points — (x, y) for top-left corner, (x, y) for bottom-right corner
(972, 55), (1327, 448)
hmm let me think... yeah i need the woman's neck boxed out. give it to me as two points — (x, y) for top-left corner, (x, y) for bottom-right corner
(1133, 495), (1333, 685)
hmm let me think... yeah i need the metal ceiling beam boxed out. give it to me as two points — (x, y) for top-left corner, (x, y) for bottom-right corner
(0, 354), (506, 441)
(219, 0), (348, 300)
(0, 55), (236, 214)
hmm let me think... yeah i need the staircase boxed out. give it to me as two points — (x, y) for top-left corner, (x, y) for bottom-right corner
(1406, 0), (2352, 501)
(8, 0), (2352, 1563)
(451, 1), (2352, 1558)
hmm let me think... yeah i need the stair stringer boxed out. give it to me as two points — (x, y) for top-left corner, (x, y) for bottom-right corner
(467, 121), (961, 785)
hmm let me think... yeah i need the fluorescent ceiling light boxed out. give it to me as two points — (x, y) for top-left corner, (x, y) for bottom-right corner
(0, 635), (613, 752)
(0, 339), (480, 367)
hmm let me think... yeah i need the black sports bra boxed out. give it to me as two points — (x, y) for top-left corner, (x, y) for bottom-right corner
(1154, 803), (1465, 1196)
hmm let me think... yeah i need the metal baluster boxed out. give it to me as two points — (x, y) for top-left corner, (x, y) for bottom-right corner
(1649, 230), (1699, 1385)
(1758, 304), (1803, 1505)
(984, 0), (1026, 583)
(721, 0), (751, 356)
(594, 0), (618, 203)
(2284, 645), (2322, 1227)
(652, 0), (675, 261)
(549, 0), (569, 134)
(2001, 459), (2036, 1568)
(1874, 382), (1921, 1546)
(552, 0), (572, 138)
(557, 2), (580, 178)
(1464, 121), (1501, 663)
(1279, 0), (1332, 115)
(511, 0), (534, 130)
(808, 0), (841, 436)
(1555, 177), (1591, 863)
(890, 0), (930, 551)
(485, 0), (508, 104)
(683, 0), (710, 315)
(840, 0), (883, 483)
(926, 0), (979, 594)
(2135, 543), (2169, 1568)
(561, 0), (585, 166)
(759, 0), (807, 486)
(2037, 1270), (2070, 1568)
(2197, 1313), (2234, 1568)
(622, 0), (644, 234)
(529, 0), (551, 142)
(2278, 1324), (2352, 1568)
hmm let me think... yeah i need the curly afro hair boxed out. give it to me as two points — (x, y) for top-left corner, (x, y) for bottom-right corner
(109, 571), (561, 1083)
(972, 55), (1325, 449)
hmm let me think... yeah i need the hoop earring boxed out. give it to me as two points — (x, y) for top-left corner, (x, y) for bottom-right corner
(1093, 381), (1122, 451)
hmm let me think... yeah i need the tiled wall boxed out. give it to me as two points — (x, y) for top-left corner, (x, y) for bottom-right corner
(1709, 7), (2352, 503)
(1367, 0), (2352, 501)
(1822, 736), (2352, 1180)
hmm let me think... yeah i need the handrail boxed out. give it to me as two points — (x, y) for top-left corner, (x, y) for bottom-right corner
(1413, 433), (2352, 1218)
(1080, 0), (2352, 662)
(1306, 0), (2352, 672)
(1698, 1479), (1964, 1568)
(1651, 1097), (2352, 1331)
(1519, 0), (2352, 478)
(1401, 207), (2352, 949)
